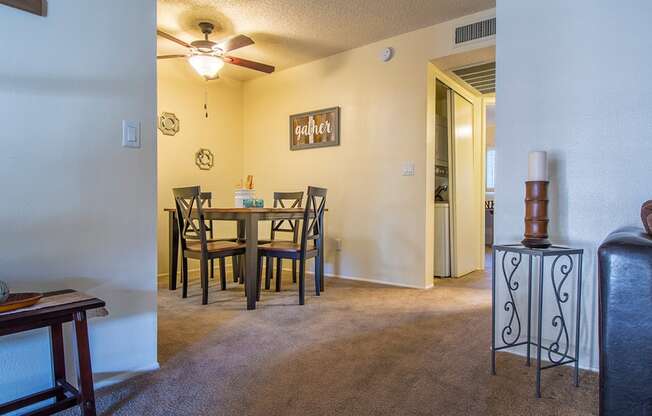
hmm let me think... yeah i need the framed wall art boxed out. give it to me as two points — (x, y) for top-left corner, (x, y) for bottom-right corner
(289, 106), (340, 150)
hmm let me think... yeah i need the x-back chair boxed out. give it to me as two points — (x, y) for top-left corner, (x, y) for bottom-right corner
(173, 186), (246, 304)
(199, 192), (240, 282)
(264, 191), (304, 292)
(257, 186), (327, 305)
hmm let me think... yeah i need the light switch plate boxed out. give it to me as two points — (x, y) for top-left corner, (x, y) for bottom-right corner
(402, 161), (415, 176)
(122, 120), (141, 148)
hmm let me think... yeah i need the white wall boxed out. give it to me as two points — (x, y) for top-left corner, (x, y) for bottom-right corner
(0, 0), (158, 403)
(496, 0), (652, 369)
(242, 10), (495, 289)
(157, 60), (243, 276)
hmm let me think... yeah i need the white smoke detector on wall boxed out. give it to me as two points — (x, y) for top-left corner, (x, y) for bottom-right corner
(380, 47), (393, 62)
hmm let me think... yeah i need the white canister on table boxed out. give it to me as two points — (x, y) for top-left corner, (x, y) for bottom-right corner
(235, 189), (256, 208)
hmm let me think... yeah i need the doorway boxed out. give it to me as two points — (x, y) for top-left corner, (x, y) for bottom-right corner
(430, 48), (495, 280)
(433, 77), (481, 278)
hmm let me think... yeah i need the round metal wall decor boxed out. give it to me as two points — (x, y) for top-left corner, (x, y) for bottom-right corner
(195, 148), (214, 170)
(158, 112), (180, 136)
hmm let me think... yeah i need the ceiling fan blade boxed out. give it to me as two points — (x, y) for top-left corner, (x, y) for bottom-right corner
(218, 34), (254, 52)
(157, 30), (191, 49)
(157, 54), (187, 60)
(223, 56), (275, 73)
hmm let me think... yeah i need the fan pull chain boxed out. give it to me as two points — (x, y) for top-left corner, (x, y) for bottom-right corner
(204, 81), (209, 118)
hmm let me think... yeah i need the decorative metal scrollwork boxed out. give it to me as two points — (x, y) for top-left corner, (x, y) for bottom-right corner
(158, 112), (180, 136)
(195, 148), (214, 171)
(501, 251), (523, 346)
(548, 254), (573, 363)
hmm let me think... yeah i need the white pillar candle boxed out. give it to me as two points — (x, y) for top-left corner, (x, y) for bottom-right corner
(527, 151), (548, 181)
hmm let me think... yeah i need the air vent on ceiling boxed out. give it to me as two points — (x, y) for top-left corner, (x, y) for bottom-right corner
(452, 62), (495, 94)
(455, 17), (496, 44)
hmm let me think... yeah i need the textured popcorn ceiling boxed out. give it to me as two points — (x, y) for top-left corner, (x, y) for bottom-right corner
(157, 0), (495, 81)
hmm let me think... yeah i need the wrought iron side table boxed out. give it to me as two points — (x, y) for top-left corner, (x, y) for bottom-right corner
(491, 244), (584, 398)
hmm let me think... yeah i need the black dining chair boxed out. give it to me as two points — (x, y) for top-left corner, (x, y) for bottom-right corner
(199, 192), (241, 283)
(199, 192), (218, 280)
(173, 186), (246, 304)
(178, 192), (239, 284)
(264, 191), (304, 292)
(257, 186), (327, 305)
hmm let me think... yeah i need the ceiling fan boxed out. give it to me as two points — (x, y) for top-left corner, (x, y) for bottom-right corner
(157, 22), (275, 80)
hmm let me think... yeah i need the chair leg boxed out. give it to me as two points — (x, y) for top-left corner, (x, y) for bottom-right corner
(182, 257), (188, 299)
(276, 258), (283, 292)
(179, 258), (185, 284)
(320, 260), (325, 293)
(232, 256), (239, 282)
(210, 259), (215, 279)
(299, 259), (305, 305)
(265, 257), (272, 290)
(257, 255), (263, 301)
(292, 260), (297, 284)
(239, 255), (245, 284)
(200, 259), (204, 289)
(219, 258), (227, 290)
(201, 256), (209, 305)
(314, 256), (321, 296)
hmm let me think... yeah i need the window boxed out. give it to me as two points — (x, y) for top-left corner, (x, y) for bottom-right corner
(486, 148), (496, 191)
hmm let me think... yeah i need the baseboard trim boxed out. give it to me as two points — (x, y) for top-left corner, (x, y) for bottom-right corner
(331, 273), (432, 290)
(94, 362), (160, 390)
(158, 260), (236, 279)
(159, 263), (430, 290)
(288, 267), (430, 290)
(158, 268), (199, 279)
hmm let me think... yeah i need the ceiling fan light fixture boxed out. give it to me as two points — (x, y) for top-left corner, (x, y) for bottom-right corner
(188, 54), (224, 79)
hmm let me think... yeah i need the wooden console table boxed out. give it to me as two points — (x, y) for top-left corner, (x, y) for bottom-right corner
(0, 290), (106, 416)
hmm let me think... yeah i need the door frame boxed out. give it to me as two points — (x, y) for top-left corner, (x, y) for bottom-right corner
(431, 67), (485, 277)
(481, 96), (496, 255)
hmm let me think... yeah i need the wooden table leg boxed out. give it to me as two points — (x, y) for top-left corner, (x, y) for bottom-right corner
(245, 214), (259, 310)
(236, 220), (245, 282)
(50, 323), (66, 402)
(168, 211), (179, 290)
(73, 311), (97, 416)
(319, 213), (325, 291)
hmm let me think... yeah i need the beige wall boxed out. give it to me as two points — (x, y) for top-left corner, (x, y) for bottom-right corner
(242, 10), (495, 288)
(157, 60), (244, 275)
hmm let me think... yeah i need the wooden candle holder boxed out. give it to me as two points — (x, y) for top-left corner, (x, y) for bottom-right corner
(522, 181), (551, 248)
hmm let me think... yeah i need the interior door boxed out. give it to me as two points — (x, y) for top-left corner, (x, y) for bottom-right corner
(450, 91), (476, 277)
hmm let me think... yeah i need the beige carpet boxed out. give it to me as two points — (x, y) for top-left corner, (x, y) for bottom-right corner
(70, 263), (598, 415)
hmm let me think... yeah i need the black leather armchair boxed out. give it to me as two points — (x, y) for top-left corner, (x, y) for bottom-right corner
(598, 226), (652, 415)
